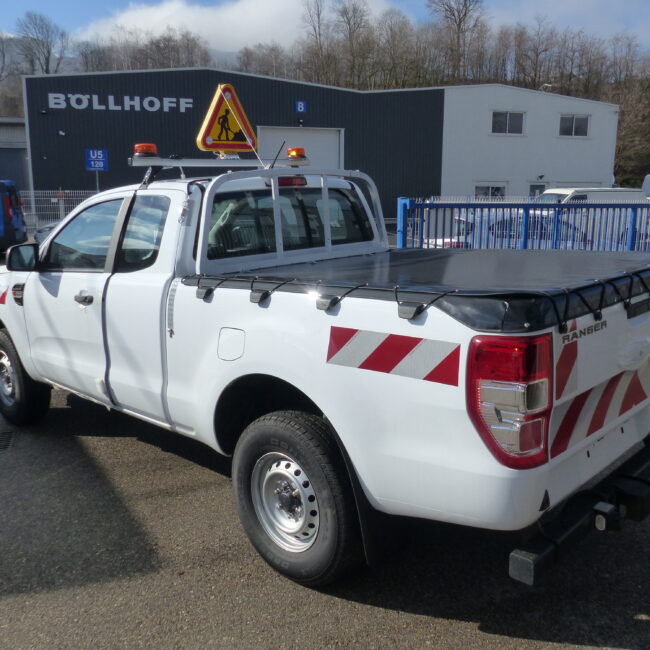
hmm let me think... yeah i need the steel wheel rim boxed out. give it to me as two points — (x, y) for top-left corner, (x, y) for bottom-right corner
(251, 452), (320, 552)
(0, 351), (15, 402)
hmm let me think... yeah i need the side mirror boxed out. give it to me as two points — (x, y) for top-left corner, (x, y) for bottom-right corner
(6, 243), (39, 272)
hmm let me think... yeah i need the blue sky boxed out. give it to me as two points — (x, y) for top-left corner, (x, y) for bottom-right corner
(3, 1), (649, 52)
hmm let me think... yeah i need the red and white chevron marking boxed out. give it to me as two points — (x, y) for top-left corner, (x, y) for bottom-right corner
(327, 326), (460, 386)
(555, 320), (578, 399)
(550, 359), (650, 458)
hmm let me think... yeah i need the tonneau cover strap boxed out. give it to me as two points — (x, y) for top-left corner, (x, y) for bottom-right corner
(316, 283), (368, 312)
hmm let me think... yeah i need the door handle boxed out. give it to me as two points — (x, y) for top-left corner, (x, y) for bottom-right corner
(74, 293), (93, 305)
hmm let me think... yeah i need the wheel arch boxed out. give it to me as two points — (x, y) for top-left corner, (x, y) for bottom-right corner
(214, 373), (322, 456)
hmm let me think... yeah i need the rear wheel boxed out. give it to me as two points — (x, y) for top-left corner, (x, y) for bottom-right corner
(0, 329), (51, 425)
(232, 410), (362, 586)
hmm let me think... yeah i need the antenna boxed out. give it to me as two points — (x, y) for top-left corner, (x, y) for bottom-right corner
(269, 140), (286, 169)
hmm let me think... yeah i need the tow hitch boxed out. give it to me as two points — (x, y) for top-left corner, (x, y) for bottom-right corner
(509, 441), (650, 586)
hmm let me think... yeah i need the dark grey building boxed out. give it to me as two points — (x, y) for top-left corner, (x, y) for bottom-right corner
(24, 68), (444, 219)
(0, 117), (28, 189)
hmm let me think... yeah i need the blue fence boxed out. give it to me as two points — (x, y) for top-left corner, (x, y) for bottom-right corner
(396, 198), (650, 252)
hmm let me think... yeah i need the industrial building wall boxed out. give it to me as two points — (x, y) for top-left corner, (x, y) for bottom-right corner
(440, 84), (619, 197)
(24, 69), (444, 220)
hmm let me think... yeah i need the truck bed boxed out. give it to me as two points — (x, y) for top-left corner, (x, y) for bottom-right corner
(186, 249), (650, 332)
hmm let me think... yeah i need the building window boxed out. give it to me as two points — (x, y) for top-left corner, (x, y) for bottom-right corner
(560, 115), (589, 136)
(475, 185), (505, 199)
(529, 184), (546, 197)
(492, 111), (523, 134)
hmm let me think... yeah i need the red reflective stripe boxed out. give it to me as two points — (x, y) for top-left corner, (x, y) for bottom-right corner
(587, 372), (624, 436)
(619, 372), (647, 415)
(423, 345), (460, 386)
(327, 326), (358, 361)
(0, 289), (6, 305)
(551, 389), (592, 458)
(358, 334), (421, 373)
(555, 320), (578, 399)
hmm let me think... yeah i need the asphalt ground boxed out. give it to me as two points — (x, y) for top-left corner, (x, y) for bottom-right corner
(1, 390), (649, 649)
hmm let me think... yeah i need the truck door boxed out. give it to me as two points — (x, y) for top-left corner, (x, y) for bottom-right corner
(24, 197), (130, 403)
(104, 190), (179, 421)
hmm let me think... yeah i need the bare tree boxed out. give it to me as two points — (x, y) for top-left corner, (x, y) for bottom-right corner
(0, 34), (8, 82)
(427, 0), (483, 80)
(334, 0), (375, 88)
(236, 42), (290, 77)
(374, 9), (416, 88)
(15, 11), (68, 74)
(76, 26), (212, 72)
(297, 0), (340, 84)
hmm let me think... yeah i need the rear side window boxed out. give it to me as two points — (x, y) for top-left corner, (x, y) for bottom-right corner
(325, 189), (374, 244)
(116, 194), (170, 272)
(278, 188), (325, 250)
(44, 199), (123, 271)
(207, 190), (276, 259)
(279, 187), (373, 249)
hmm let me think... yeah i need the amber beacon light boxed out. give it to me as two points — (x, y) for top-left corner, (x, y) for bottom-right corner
(133, 143), (158, 157)
(287, 147), (306, 159)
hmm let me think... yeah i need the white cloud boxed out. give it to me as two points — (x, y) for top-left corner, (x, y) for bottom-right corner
(484, 0), (650, 39)
(77, 0), (393, 53)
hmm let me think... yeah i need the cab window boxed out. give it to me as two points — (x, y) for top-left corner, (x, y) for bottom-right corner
(116, 194), (170, 272)
(207, 190), (276, 259)
(278, 188), (325, 250)
(322, 189), (374, 244)
(43, 199), (123, 271)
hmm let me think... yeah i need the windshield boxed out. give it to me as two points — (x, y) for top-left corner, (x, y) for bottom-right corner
(534, 193), (567, 204)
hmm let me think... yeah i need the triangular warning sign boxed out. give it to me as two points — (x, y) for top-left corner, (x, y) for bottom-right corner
(196, 84), (257, 153)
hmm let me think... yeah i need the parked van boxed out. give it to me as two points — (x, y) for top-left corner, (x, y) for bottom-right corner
(536, 187), (648, 203)
(0, 181), (27, 251)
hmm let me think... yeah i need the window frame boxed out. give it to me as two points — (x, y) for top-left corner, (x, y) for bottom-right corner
(475, 185), (506, 199)
(491, 111), (524, 135)
(39, 196), (131, 273)
(197, 170), (385, 275)
(559, 114), (589, 137)
(114, 193), (171, 273)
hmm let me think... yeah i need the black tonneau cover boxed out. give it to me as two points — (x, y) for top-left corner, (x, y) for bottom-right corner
(186, 249), (650, 332)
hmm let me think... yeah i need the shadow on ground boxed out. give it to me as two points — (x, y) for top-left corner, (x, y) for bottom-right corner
(0, 395), (228, 597)
(2, 395), (648, 647)
(325, 499), (650, 647)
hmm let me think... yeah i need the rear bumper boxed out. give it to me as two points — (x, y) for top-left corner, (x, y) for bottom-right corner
(509, 435), (650, 585)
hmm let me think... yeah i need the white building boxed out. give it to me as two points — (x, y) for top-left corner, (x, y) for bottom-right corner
(441, 84), (618, 198)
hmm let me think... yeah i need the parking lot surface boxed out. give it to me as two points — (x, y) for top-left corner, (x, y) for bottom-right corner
(1, 390), (649, 649)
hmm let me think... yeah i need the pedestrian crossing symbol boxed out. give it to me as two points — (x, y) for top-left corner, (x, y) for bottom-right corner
(196, 84), (257, 153)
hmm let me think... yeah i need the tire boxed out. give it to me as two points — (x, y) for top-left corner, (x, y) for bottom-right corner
(232, 410), (363, 586)
(0, 329), (51, 425)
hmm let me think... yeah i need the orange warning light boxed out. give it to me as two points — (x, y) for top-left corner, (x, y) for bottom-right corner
(133, 143), (158, 157)
(287, 147), (306, 159)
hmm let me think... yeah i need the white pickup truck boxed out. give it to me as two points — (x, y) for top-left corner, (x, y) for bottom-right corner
(2, 151), (650, 587)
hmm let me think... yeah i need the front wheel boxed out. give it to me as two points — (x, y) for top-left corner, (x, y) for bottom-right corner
(0, 329), (51, 425)
(232, 411), (363, 586)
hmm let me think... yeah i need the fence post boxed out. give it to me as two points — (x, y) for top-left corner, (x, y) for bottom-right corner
(396, 197), (409, 248)
(551, 207), (561, 249)
(520, 205), (530, 250)
(626, 207), (638, 251)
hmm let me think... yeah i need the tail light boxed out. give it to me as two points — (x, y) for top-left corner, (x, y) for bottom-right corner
(4, 196), (11, 221)
(466, 334), (553, 469)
